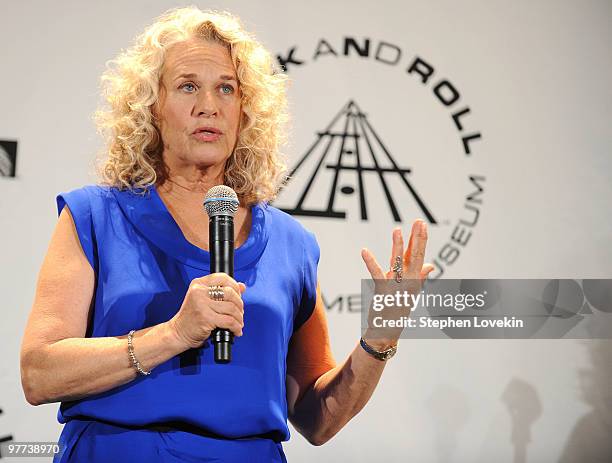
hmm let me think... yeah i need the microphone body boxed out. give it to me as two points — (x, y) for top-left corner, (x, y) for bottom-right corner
(204, 186), (240, 364)
(210, 215), (234, 276)
(210, 215), (234, 363)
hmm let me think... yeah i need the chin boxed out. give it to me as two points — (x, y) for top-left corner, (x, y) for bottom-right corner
(190, 149), (231, 167)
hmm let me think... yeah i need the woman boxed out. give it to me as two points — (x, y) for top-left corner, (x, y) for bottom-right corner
(20, 7), (433, 462)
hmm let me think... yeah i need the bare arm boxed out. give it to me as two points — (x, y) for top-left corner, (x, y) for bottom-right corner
(287, 285), (388, 446)
(20, 207), (188, 406)
(288, 221), (433, 445)
(289, 345), (389, 447)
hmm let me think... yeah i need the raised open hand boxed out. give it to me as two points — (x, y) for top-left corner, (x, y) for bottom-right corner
(360, 219), (435, 348)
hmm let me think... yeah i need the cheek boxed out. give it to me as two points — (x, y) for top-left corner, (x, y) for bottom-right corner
(160, 98), (191, 131)
(158, 109), (189, 150)
(165, 106), (185, 130)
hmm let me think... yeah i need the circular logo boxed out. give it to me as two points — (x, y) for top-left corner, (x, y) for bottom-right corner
(273, 36), (487, 279)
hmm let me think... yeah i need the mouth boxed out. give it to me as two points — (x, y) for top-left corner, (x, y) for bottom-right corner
(193, 126), (223, 135)
(193, 126), (223, 142)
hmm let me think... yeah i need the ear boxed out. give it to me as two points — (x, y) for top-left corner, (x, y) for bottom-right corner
(239, 107), (249, 133)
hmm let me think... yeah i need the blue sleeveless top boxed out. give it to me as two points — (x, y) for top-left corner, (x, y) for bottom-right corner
(53, 185), (319, 460)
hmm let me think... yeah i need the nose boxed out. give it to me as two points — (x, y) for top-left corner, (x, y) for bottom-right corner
(194, 89), (218, 117)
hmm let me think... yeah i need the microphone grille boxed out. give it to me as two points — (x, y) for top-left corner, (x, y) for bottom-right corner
(204, 185), (240, 217)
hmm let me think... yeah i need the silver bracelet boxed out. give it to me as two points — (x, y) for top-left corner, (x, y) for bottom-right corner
(127, 330), (151, 376)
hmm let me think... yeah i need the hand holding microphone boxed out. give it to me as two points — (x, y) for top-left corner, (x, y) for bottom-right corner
(168, 185), (242, 363)
(168, 273), (245, 350)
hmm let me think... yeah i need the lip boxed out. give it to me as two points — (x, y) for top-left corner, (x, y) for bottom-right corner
(193, 126), (223, 135)
(192, 126), (223, 142)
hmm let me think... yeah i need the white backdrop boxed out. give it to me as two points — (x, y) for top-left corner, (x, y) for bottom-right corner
(1, 1), (611, 461)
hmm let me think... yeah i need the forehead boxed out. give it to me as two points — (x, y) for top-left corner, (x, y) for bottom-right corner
(162, 38), (236, 79)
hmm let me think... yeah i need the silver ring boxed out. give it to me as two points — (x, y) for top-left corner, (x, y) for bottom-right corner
(208, 285), (225, 301)
(392, 256), (403, 283)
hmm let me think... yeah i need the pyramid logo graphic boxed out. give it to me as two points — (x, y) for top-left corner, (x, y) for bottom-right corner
(276, 100), (437, 223)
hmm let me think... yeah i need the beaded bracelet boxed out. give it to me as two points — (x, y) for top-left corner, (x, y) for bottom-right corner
(127, 330), (151, 376)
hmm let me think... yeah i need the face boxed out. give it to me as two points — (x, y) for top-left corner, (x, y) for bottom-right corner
(155, 38), (241, 171)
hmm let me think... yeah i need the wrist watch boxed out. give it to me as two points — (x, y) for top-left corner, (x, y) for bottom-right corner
(359, 337), (398, 361)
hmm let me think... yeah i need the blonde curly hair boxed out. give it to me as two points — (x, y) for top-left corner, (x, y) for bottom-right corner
(95, 6), (289, 205)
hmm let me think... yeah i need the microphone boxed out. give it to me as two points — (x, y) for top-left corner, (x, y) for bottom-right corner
(203, 185), (240, 364)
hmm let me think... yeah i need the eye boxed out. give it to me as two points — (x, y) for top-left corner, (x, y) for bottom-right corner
(179, 82), (197, 93)
(220, 83), (235, 95)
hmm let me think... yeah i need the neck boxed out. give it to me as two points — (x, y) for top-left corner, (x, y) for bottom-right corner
(157, 159), (227, 201)
(154, 167), (252, 251)
(158, 149), (227, 189)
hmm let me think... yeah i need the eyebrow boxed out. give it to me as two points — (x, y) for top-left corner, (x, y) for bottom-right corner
(173, 73), (237, 82)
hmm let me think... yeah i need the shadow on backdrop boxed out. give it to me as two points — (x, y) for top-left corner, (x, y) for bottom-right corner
(558, 340), (612, 463)
(502, 378), (542, 463)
